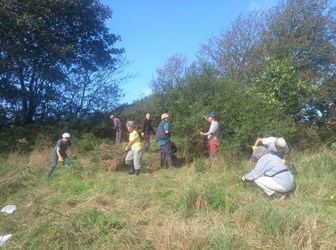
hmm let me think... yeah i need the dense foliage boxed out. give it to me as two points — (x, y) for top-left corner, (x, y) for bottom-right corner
(121, 0), (336, 155)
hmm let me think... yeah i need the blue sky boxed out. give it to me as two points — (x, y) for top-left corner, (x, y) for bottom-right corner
(101, 0), (279, 103)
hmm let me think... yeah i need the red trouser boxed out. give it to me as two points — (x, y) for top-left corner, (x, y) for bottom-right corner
(207, 139), (220, 156)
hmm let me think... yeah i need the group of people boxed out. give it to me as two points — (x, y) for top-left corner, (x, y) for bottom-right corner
(125, 112), (176, 175)
(47, 112), (295, 200)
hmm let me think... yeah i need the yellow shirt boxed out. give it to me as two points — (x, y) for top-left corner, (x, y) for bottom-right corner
(129, 130), (142, 150)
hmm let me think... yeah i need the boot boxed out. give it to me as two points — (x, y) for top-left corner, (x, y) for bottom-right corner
(128, 166), (135, 175)
(167, 156), (174, 169)
(134, 169), (141, 176)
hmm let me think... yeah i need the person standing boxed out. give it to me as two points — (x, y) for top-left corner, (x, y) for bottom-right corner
(200, 112), (220, 157)
(253, 137), (289, 161)
(155, 113), (173, 168)
(141, 113), (154, 153)
(110, 114), (122, 144)
(125, 121), (143, 176)
(47, 133), (74, 178)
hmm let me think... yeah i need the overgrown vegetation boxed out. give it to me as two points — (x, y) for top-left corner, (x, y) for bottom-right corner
(120, 0), (336, 155)
(1, 0), (336, 248)
(1, 0), (335, 154)
(0, 138), (335, 249)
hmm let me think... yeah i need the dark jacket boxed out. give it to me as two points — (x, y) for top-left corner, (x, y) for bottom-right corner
(142, 118), (153, 134)
(155, 119), (170, 141)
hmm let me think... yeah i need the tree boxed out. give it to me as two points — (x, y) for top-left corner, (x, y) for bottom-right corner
(198, 10), (268, 83)
(0, 0), (124, 124)
(250, 55), (316, 122)
(149, 54), (188, 94)
(122, 0), (336, 154)
(198, 0), (335, 123)
(60, 60), (131, 118)
(261, 0), (336, 122)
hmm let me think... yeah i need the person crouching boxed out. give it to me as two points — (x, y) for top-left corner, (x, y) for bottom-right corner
(241, 146), (295, 199)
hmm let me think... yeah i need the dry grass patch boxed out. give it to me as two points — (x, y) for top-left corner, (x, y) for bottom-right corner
(1, 147), (335, 249)
(78, 157), (91, 168)
(96, 142), (110, 151)
(99, 157), (125, 171)
(139, 215), (219, 249)
(29, 148), (50, 170)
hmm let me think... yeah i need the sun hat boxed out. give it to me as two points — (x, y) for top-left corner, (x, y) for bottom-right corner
(110, 115), (114, 119)
(275, 138), (287, 148)
(161, 113), (169, 119)
(62, 133), (71, 138)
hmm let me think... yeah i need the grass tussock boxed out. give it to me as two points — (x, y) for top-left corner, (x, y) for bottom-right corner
(29, 148), (51, 170)
(0, 142), (335, 249)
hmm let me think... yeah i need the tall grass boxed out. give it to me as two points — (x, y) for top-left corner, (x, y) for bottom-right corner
(0, 143), (335, 249)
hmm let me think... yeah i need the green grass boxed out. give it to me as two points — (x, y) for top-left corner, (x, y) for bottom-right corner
(0, 145), (335, 249)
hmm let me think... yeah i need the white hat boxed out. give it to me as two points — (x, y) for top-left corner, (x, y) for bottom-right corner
(275, 138), (287, 148)
(62, 133), (71, 138)
(110, 115), (114, 119)
(161, 113), (169, 119)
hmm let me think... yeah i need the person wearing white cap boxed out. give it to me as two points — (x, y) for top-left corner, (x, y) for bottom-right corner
(253, 137), (289, 161)
(47, 132), (74, 178)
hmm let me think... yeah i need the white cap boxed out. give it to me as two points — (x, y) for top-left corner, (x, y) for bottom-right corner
(161, 113), (169, 119)
(62, 133), (71, 138)
(275, 138), (287, 148)
(110, 115), (114, 119)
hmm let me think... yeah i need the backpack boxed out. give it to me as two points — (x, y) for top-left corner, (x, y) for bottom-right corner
(170, 141), (177, 153)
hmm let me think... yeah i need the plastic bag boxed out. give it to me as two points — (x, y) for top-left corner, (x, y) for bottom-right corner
(0, 234), (12, 246)
(1, 205), (17, 215)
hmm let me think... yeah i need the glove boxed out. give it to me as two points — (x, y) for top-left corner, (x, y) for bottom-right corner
(58, 156), (64, 162)
(72, 154), (76, 158)
(282, 159), (286, 163)
(200, 132), (203, 135)
(141, 132), (144, 137)
(241, 176), (246, 181)
(125, 147), (128, 152)
(252, 145), (257, 151)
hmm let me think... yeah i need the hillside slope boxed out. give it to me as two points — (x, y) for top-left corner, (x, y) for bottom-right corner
(0, 144), (335, 249)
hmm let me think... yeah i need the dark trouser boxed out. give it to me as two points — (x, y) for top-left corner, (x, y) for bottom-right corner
(47, 153), (69, 177)
(160, 143), (172, 168)
(143, 133), (150, 152)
